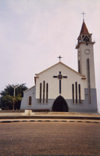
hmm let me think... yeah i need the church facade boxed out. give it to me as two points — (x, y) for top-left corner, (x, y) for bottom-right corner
(21, 20), (97, 112)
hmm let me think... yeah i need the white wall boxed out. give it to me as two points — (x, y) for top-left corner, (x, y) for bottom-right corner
(36, 63), (87, 100)
(78, 44), (96, 88)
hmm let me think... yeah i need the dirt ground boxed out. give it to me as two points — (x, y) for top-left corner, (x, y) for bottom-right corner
(0, 122), (100, 156)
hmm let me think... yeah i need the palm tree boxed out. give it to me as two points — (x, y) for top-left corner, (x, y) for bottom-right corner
(0, 84), (27, 110)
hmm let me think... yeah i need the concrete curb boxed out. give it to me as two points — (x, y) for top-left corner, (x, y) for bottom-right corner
(0, 119), (100, 124)
(0, 115), (100, 120)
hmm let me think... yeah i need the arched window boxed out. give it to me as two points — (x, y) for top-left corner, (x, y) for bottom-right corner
(72, 84), (74, 103)
(78, 84), (81, 103)
(39, 83), (42, 103)
(75, 82), (78, 103)
(72, 83), (81, 104)
(43, 81), (45, 103)
(28, 96), (32, 105)
(46, 83), (48, 103)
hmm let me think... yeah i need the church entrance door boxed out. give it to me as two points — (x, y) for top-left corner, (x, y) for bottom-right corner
(52, 96), (68, 112)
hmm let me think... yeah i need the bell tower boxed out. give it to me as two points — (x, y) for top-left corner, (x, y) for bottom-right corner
(76, 20), (96, 89)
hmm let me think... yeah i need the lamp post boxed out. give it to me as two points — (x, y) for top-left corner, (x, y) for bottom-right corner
(12, 85), (19, 110)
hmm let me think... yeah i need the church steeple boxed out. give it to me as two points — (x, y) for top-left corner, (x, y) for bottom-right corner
(76, 20), (94, 49)
(76, 19), (96, 90)
(80, 20), (89, 35)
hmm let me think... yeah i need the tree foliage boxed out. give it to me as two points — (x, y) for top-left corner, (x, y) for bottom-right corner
(0, 84), (27, 110)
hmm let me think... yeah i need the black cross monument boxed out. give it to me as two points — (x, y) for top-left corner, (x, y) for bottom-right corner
(53, 71), (68, 94)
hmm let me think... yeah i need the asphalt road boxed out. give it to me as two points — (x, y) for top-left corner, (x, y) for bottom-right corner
(0, 122), (100, 156)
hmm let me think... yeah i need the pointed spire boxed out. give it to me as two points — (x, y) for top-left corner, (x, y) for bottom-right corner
(76, 20), (94, 49)
(80, 20), (90, 35)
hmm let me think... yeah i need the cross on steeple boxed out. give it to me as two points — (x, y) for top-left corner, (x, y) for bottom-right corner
(82, 12), (86, 20)
(53, 71), (68, 94)
(58, 55), (62, 62)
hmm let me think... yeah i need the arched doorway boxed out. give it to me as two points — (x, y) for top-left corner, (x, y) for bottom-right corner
(52, 96), (68, 112)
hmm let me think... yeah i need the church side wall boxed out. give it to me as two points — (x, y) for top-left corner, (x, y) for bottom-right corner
(21, 86), (97, 112)
(21, 86), (55, 111)
(21, 86), (36, 110)
(67, 88), (97, 112)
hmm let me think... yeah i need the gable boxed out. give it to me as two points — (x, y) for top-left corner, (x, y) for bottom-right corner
(35, 62), (86, 79)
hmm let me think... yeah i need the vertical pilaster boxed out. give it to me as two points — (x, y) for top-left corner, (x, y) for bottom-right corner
(87, 58), (91, 103)
(78, 60), (81, 73)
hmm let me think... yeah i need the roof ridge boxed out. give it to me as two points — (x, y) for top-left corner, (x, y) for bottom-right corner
(35, 62), (86, 78)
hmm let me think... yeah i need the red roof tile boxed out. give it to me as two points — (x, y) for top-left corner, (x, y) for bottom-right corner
(80, 21), (89, 35)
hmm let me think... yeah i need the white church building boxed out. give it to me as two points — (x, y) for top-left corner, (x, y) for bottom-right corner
(21, 20), (97, 112)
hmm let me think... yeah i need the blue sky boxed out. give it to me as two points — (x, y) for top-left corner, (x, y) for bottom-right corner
(0, 0), (100, 112)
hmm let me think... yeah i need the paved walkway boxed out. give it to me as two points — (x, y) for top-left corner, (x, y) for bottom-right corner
(29, 112), (100, 116)
(0, 122), (100, 156)
(0, 112), (100, 119)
